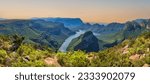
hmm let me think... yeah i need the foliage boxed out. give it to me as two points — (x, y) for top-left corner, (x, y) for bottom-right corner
(57, 51), (90, 67)
(0, 31), (150, 67)
(0, 49), (8, 64)
(0, 35), (56, 67)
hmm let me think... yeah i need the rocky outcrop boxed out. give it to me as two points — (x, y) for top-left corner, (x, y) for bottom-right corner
(143, 64), (150, 67)
(122, 45), (129, 54)
(129, 54), (140, 61)
(74, 31), (100, 52)
(44, 57), (60, 67)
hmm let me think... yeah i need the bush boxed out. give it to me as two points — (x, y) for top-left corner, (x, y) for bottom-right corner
(57, 51), (90, 67)
(0, 49), (8, 64)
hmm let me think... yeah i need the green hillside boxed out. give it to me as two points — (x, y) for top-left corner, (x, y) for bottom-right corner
(0, 19), (75, 50)
(0, 31), (149, 67)
(0, 19), (150, 67)
(57, 31), (150, 67)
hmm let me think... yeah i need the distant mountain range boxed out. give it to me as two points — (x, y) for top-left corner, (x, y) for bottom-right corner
(0, 18), (5, 20)
(64, 22), (125, 36)
(0, 17), (150, 52)
(32, 17), (84, 29)
(67, 19), (150, 52)
(0, 17), (150, 67)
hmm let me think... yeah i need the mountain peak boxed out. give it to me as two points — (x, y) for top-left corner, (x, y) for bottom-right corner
(74, 31), (100, 52)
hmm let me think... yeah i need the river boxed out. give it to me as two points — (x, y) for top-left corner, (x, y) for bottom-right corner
(59, 30), (86, 52)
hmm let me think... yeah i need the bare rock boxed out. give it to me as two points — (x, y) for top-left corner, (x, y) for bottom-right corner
(143, 64), (150, 67)
(122, 51), (129, 54)
(124, 45), (129, 49)
(122, 45), (129, 54)
(129, 54), (140, 61)
(147, 48), (150, 52)
(25, 56), (30, 61)
(23, 58), (29, 62)
(44, 57), (60, 67)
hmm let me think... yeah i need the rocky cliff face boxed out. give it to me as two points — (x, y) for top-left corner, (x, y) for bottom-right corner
(74, 31), (100, 52)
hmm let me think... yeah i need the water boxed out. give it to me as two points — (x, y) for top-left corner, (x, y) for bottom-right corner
(59, 30), (86, 52)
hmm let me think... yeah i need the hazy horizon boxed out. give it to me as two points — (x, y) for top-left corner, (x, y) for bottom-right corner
(0, 0), (150, 23)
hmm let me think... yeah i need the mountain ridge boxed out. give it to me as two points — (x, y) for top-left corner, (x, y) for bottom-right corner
(32, 17), (84, 29)
(0, 19), (75, 50)
(0, 18), (150, 67)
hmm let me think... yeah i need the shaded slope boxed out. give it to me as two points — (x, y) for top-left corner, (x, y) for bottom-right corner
(67, 31), (105, 52)
(0, 19), (75, 50)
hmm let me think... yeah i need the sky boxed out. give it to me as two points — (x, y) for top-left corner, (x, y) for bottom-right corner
(0, 0), (150, 23)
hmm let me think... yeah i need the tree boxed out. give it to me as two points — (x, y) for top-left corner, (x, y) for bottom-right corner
(10, 34), (25, 51)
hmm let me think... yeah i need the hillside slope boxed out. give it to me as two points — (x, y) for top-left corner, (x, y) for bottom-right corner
(0, 19), (75, 50)
(57, 31), (150, 67)
(0, 31), (149, 67)
(67, 31), (105, 52)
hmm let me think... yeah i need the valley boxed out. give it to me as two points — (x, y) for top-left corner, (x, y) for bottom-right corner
(59, 30), (86, 52)
(0, 18), (150, 67)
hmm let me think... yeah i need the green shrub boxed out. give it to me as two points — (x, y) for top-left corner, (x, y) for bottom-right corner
(0, 49), (8, 64)
(57, 51), (90, 67)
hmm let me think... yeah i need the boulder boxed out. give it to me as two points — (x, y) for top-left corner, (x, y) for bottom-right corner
(129, 54), (140, 60)
(44, 57), (60, 67)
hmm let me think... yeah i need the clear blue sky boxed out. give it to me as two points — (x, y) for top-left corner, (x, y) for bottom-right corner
(0, 0), (150, 23)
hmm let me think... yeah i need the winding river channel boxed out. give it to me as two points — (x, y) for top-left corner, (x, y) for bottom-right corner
(59, 30), (86, 52)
